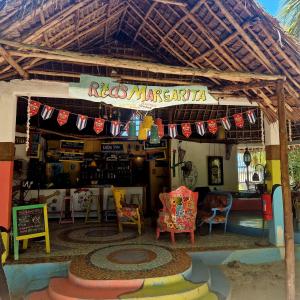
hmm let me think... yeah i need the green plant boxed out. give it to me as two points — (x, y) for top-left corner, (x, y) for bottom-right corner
(279, 0), (300, 38)
(288, 148), (300, 187)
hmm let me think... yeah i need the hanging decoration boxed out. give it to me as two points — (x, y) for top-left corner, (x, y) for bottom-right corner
(76, 114), (88, 131)
(246, 110), (256, 124)
(26, 97), (31, 152)
(41, 105), (54, 120)
(195, 121), (205, 136)
(155, 118), (164, 138)
(168, 124), (178, 138)
(110, 120), (121, 136)
(93, 118), (105, 134)
(221, 116), (231, 131)
(207, 120), (218, 135)
(181, 123), (192, 138)
(57, 110), (70, 126)
(138, 115), (154, 140)
(128, 121), (137, 139)
(233, 113), (244, 128)
(150, 124), (160, 144)
(29, 100), (41, 117)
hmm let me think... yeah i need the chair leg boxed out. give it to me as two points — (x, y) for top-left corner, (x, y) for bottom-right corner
(190, 231), (195, 244)
(156, 228), (160, 240)
(138, 223), (142, 236)
(209, 223), (212, 234)
(118, 222), (123, 233)
(224, 221), (227, 233)
(170, 231), (175, 244)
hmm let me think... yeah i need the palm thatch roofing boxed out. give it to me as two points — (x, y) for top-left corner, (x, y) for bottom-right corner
(1, 0), (300, 141)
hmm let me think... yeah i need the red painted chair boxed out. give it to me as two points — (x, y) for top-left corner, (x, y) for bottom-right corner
(156, 186), (198, 244)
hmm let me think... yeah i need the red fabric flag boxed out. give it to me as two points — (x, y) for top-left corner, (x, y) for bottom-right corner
(181, 123), (192, 138)
(29, 100), (41, 117)
(233, 113), (244, 128)
(207, 120), (218, 135)
(94, 118), (105, 134)
(155, 118), (164, 138)
(57, 110), (70, 126)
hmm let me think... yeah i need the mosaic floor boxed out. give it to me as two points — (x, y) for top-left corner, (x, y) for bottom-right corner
(8, 219), (263, 264)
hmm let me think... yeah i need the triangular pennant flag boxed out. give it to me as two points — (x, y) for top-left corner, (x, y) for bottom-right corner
(76, 114), (88, 131)
(93, 118), (105, 134)
(233, 113), (244, 128)
(41, 105), (54, 120)
(110, 120), (120, 136)
(155, 118), (164, 138)
(181, 123), (192, 138)
(247, 110), (256, 124)
(168, 124), (178, 138)
(195, 121), (205, 136)
(29, 100), (41, 117)
(221, 117), (231, 131)
(207, 120), (218, 134)
(57, 110), (70, 126)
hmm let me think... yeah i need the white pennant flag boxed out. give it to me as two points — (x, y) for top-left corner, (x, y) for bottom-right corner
(168, 124), (177, 138)
(41, 105), (54, 120)
(195, 121), (205, 136)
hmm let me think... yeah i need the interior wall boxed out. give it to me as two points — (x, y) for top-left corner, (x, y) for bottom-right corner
(170, 140), (238, 191)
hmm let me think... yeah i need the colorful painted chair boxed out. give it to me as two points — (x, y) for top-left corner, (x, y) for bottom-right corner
(197, 191), (232, 234)
(156, 186), (198, 244)
(112, 187), (142, 235)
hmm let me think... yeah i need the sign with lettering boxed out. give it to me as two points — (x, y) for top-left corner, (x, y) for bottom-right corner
(69, 75), (217, 111)
(60, 140), (85, 150)
(101, 143), (124, 152)
(59, 152), (84, 162)
(12, 204), (50, 260)
(15, 136), (26, 144)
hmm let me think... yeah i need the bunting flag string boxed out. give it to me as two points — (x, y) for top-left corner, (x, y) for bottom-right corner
(24, 98), (257, 138)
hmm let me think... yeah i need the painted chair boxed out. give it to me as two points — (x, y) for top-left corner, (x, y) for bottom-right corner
(112, 187), (142, 235)
(197, 191), (232, 234)
(156, 186), (198, 244)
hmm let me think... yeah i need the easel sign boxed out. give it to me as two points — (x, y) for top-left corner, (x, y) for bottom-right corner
(12, 204), (50, 260)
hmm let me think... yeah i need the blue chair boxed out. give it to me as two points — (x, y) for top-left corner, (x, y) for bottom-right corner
(198, 192), (233, 234)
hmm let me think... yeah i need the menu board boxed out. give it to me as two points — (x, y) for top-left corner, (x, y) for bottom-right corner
(60, 140), (85, 150)
(59, 151), (84, 162)
(101, 143), (124, 152)
(16, 207), (45, 236)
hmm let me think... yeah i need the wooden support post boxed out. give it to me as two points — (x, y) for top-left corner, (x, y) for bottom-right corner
(277, 80), (295, 300)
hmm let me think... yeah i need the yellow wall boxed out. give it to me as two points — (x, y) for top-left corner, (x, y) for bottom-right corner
(266, 159), (281, 192)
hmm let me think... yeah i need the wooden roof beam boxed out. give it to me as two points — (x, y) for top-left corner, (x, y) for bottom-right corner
(0, 46), (29, 79)
(0, 39), (285, 82)
(152, 0), (187, 7)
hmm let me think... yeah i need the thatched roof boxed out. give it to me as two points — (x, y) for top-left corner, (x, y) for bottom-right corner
(0, 0), (300, 124)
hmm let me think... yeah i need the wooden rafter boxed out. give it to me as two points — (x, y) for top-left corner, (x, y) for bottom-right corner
(0, 46), (29, 79)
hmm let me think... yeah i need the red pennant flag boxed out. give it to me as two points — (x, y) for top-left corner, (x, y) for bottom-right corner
(57, 110), (70, 126)
(94, 118), (105, 134)
(155, 118), (164, 138)
(29, 100), (41, 117)
(207, 120), (218, 135)
(233, 113), (244, 128)
(181, 123), (192, 138)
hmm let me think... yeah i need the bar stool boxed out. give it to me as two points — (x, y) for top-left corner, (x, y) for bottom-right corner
(85, 194), (101, 223)
(59, 195), (74, 224)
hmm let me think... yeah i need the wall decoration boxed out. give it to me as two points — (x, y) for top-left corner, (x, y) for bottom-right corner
(181, 123), (192, 138)
(57, 110), (70, 126)
(94, 118), (105, 134)
(207, 156), (224, 185)
(168, 124), (178, 138)
(76, 114), (88, 131)
(207, 120), (218, 135)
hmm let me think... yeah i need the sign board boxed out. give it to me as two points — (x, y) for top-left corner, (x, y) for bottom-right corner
(12, 204), (50, 260)
(59, 151), (84, 162)
(144, 139), (167, 150)
(60, 140), (85, 150)
(147, 150), (166, 160)
(69, 75), (218, 111)
(15, 136), (26, 144)
(101, 143), (124, 152)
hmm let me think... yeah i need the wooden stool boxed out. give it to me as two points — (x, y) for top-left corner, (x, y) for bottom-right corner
(85, 194), (101, 223)
(59, 196), (74, 224)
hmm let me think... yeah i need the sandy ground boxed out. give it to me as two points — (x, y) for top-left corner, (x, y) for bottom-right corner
(222, 261), (300, 300)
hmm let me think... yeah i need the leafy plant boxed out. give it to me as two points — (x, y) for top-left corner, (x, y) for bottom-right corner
(288, 148), (300, 187)
(279, 0), (300, 38)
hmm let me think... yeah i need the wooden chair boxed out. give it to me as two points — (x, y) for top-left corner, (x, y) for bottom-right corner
(112, 188), (142, 235)
(156, 186), (198, 244)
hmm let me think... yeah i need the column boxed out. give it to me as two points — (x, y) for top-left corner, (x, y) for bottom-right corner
(264, 118), (281, 192)
(0, 90), (17, 230)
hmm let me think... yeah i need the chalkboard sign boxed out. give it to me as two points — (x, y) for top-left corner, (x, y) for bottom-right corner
(16, 207), (45, 236)
(144, 139), (167, 150)
(101, 143), (124, 152)
(59, 151), (84, 162)
(12, 204), (50, 260)
(60, 140), (85, 150)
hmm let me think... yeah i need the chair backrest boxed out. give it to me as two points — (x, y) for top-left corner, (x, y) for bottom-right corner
(160, 186), (198, 220)
(112, 188), (126, 209)
(203, 191), (233, 211)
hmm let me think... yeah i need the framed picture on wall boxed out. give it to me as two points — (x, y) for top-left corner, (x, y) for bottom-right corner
(207, 156), (224, 185)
